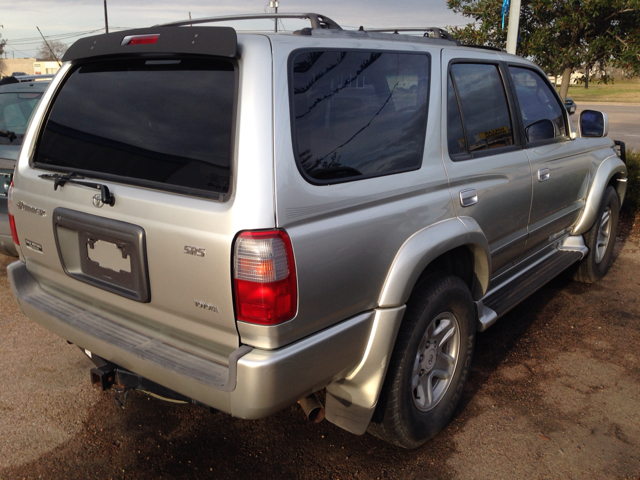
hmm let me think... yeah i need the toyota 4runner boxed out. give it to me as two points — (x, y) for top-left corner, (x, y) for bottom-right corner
(7, 13), (627, 449)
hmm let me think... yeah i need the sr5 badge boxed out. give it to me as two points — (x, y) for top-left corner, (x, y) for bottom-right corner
(184, 245), (205, 257)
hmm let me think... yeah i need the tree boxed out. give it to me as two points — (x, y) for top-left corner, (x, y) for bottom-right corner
(35, 39), (67, 61)
(446, 0), (640, 101)
(0, 36), (6, 57)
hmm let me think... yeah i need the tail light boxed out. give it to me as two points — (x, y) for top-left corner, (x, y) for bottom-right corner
(233, 230), (297, 325)
(7, 181), (19, 246)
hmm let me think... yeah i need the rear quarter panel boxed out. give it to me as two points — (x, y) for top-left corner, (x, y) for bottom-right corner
(244, 37), (454, 348)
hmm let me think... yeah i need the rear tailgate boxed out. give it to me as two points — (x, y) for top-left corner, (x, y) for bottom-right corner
(11, 31), (275, 365)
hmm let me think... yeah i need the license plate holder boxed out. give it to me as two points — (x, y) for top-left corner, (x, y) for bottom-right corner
(53, 208), (150, 302)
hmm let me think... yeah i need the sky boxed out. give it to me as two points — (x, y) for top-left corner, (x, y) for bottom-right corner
(0, 0), (470, 59)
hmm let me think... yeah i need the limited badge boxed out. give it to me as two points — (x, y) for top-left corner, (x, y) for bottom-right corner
(25, 239), (43, 253)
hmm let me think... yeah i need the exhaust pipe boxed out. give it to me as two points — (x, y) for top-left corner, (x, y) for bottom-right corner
(298, 393), (325, 423)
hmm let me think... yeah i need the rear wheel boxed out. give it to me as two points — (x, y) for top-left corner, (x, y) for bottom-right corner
(368, 275), (475, 449)
(574, 186), (620, 283)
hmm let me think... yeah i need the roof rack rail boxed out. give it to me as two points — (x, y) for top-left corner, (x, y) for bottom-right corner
(364, 27), (455, 41)
(461, 44), (505, 52)
(157, 13), (342, 30)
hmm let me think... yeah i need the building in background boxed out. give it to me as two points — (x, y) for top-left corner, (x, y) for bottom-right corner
(33, 61), (60, 75)
(0, 58), (36, 77)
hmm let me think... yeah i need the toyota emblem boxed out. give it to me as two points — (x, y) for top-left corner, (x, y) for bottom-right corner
(92, 194), (104, 208)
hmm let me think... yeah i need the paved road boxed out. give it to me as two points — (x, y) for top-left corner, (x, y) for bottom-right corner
(574, 103), (640, 151)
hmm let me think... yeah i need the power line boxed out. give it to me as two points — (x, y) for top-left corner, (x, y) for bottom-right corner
(6, 28), (105, 46)
(3, 47), (34, 58)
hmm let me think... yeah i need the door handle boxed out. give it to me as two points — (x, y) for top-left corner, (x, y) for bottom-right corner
(538, 168), (550, 181)
(459, 189), (478, 207)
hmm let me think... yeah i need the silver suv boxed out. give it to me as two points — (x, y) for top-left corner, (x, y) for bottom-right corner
(7, 13), (627, 449)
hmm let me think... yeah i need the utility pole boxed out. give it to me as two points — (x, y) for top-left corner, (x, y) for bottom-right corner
(585, 66), (589, 89)
(506, 0), (521, 55)
(104, 0), (109, 34)
(270, 0), (279, 32)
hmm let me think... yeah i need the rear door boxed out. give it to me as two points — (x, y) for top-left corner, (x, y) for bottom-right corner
(441, 52), (532, 276)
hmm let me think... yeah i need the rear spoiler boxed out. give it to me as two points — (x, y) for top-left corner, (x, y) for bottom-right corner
(62, 26), (237, 62)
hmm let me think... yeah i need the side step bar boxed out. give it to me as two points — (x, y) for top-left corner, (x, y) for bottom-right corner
(476, 238), (585, 331)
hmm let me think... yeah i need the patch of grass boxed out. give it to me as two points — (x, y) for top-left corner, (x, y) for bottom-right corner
(556, 81), (640, 103)
(624, 149), (640, 212)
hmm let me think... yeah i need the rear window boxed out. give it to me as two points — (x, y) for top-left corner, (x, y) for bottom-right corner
(0, 92), (44, 144)
(290, 50), (429, 184)
(448, 63), (514, 157)
(36, 58), (235, 199)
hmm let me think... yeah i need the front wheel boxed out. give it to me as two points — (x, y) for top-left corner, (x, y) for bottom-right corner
(368, 275), (475, 449)
(574, 186), (620, 283)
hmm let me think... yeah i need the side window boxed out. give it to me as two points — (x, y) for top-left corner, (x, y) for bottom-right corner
(509, 66), (566, 141)
(291, 50), (429, 183)
(449, 63), (514, 155)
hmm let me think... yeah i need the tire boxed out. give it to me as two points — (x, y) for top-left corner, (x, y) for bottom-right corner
(368, 275), (475, 449)
(574, 186), (620, 284)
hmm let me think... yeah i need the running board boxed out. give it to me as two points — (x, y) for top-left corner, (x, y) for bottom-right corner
(479, 246), (583, 327)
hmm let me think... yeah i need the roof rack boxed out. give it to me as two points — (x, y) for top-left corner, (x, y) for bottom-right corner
(364, 27), (455, 41)
(157, 13), (342, 31)
(461, 44), (505, 52)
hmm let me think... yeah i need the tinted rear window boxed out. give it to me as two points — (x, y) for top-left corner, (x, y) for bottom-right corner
(449, 63), (514, 155)
(36, 58), (235, 198)
(0, 92), (44, 144)
(291, 50), (429, 183)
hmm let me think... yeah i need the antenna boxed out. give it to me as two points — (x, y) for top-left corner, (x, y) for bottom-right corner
(104, 0), (109, 34)
(36, 26), (61, 66)
(270, 0), (279, 32)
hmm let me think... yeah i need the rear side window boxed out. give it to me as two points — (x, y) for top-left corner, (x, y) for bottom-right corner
(291, 50), (429, 183)
(509, 66), (566, 141)
(448, 63), (514, 157)
(36, 58), (235, 199)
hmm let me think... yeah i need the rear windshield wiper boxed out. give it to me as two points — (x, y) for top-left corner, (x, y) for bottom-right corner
(39, 172), (116, 207)
(0, 129), (17, 142)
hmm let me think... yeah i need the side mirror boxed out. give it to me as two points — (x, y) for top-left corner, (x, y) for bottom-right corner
(525, 118), (555, 143)
(579, 110), (609, 137)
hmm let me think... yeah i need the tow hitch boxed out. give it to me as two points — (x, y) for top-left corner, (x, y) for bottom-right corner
(90, 364), (116, 392)
(87, 353), (199, 407)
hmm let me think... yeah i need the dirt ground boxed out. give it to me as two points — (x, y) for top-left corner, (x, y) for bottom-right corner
(1, 212), (639, 480)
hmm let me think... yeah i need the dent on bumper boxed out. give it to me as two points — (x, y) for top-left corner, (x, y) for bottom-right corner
(8, 261), (374, 419)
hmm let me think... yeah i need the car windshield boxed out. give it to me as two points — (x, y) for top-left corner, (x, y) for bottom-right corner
(0, 92), (44, 144)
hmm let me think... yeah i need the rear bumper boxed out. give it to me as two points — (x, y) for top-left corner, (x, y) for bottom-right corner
(8, 261), (374, 419)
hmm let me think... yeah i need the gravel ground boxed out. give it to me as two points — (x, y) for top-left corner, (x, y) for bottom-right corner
(1, 212), (639, 480)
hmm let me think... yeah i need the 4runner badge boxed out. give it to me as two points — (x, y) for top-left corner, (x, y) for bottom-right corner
(16, 201), (46, 217)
